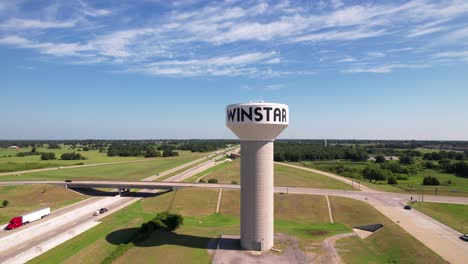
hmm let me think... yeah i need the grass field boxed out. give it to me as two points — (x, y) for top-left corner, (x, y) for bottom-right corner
(413, 202), (468, 233)
(0, 155), (203, 181)
(296, 160), (468, 196)
(185, 159), (356, 190)
(0, 185), (85, 223)
(30, 188), (444, 264)
(331, 196), (446, 264)
(0, 147), (202, 173)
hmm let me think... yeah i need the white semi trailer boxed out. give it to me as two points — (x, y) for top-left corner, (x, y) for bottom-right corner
(5, 207), (51, 230)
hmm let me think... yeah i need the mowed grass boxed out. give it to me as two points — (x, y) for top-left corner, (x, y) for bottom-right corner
(331, 196), (446, 264)
(0, 147), (201, 173)
(0, 155), (201, 181)
(29, 189), (444, 264)
(414, 202), (468, 233)
(0, 184), (85, 223)
(297, 160), (468, 196)
(0, 162), (66, 173)
(187, 159), (356, 190)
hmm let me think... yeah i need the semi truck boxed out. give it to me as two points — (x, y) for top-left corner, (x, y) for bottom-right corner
(5, 207), (50, 230)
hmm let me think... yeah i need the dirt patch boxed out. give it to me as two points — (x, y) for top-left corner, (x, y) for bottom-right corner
(210, 233), (309, 264)
(312, 233), (356, 264)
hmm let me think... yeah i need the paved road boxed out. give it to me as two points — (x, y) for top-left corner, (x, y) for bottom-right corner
(0, 149), (235, 263)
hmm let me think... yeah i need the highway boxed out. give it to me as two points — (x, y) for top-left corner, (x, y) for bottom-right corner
(1, 149), (467, 264)
(0, 148), (237, 264)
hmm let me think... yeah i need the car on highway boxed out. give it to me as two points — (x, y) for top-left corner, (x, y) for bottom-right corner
(461, 234), (468, 242)
(404, 205), (412, 210)
(65, 179), (72, 183)
(99, 208), (108, 214)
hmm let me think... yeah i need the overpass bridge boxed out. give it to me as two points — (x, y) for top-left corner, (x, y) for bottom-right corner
(1, 180), (468, 205)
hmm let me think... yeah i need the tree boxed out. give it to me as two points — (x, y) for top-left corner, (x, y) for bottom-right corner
(207, 178), (218, 183)
(423, 176), (440, 186)
(31, 147), (37, 153)
(345, 148), (368, 161)
(399, 155), (414, 165)
(362, 165), (391, 181)
(163, 150), (179, 157)
(375, 155), (386, 163)
(145, 147), (161, 158)
(423, 161), (437, 169)
(41, 152), (56, 160)
(2, 200), (9, 207)
(152, 212), (184, 231)
(274, 152), (286, 162)
(438, 158), (451, 170)
(387, 176), (398, 185)
(61, 152), (85, 160)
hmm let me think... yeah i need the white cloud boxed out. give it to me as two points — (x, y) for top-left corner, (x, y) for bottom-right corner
(292, 28), (385, 42)
(1, 0), (468, 77)
(331, 0), (344, 9)
(0, 35), (91, 57)
(408, 26), (446, 37)
(335, 57), (356, 63)
(440, 26), (468, 43)
(0, 18), (77, 30)
(342, 63), (430, 73)
(78, 0), (111, 17)
(136, 52), (279, 77)
(433, 50), (468, 63)
(367, 52), (386, 58)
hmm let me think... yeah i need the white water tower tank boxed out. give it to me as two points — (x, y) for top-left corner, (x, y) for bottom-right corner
(226, 102), (289, 251)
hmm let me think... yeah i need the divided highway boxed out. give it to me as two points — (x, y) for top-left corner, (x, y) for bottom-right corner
(0, 148), (238, 264)
(1, 150), (467, 264)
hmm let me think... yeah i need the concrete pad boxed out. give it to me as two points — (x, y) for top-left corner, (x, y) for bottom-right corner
(353, 229), (373, 239)
(211, 234), (307, 264)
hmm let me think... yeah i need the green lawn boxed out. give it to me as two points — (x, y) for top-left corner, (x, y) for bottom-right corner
(414, 202), (468, 233)
(0, 185), (85, 223)
(331, 196), (446, 264)
(184, 159), (356, 190)
(0, 155), (202, 181)
(296, 160), (468, 196)
(0, 147), (201, 173)
(29, 189), (444, 264)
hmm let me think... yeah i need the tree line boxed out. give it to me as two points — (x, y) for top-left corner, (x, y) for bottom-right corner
(273, 143), (368, 162)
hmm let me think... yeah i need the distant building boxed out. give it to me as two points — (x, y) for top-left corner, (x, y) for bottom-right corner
(385, 156), (399, 161)
(368, 155), (400, 161)
(8, 146), (20, 149)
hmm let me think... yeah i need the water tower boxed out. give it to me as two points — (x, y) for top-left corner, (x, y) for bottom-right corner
(226, 102), (289, 251)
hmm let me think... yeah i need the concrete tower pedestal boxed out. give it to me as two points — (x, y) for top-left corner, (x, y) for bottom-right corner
(240, 140), (274, 251)
(226, 102), (289, 251)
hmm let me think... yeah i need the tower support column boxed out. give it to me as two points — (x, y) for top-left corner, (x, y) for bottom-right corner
(240, 140), (274, 251)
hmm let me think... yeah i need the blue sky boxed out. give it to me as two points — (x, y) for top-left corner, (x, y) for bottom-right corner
(1, 0), (467, 140)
